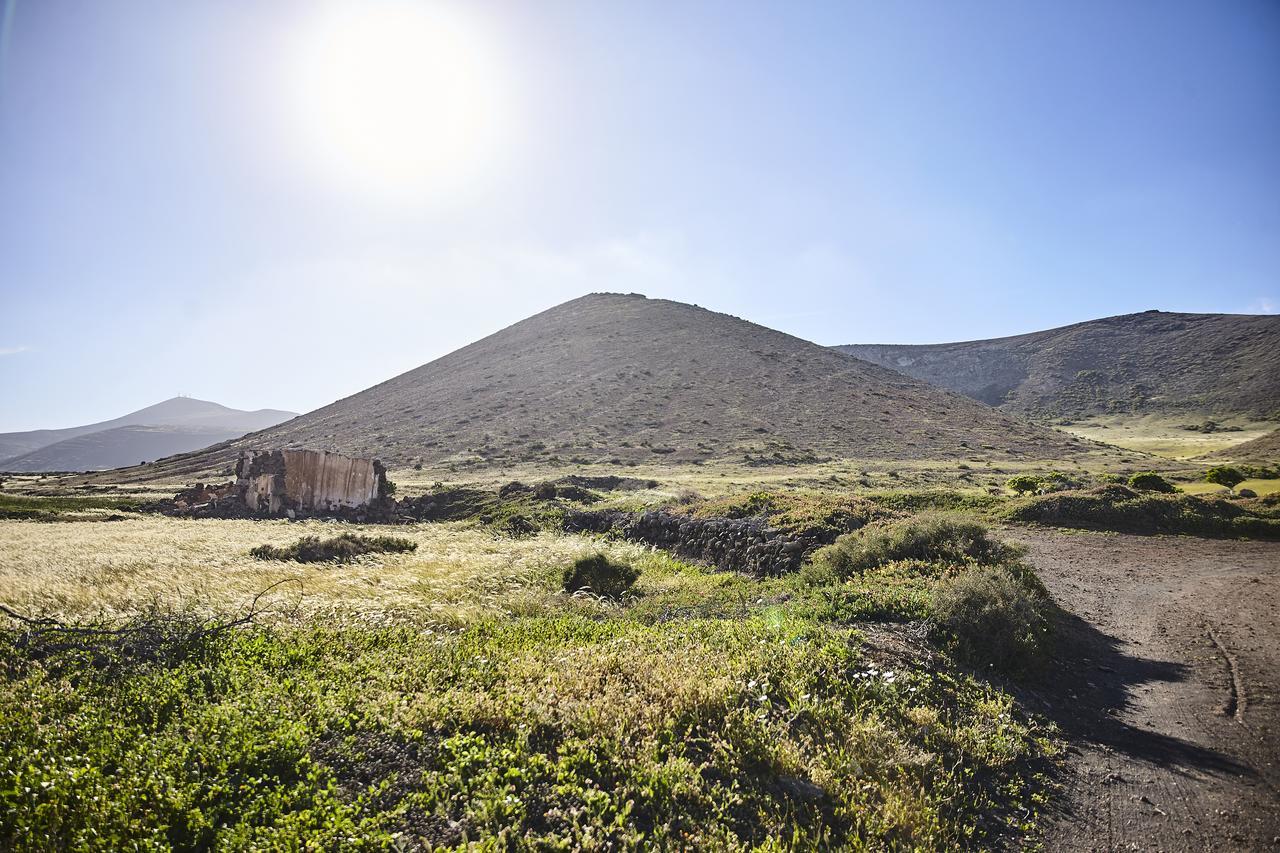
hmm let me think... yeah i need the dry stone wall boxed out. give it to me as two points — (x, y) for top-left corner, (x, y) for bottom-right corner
(564, 509), (833, 576)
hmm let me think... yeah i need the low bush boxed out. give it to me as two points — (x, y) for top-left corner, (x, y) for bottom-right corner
(807, 515), (1023, 581)
(931, 565), (1052, 674)
(1005, 473), (1080, 495)
(1203, 466), (1246, 492)
(686, 489), (884, 540)
(562, 553), (640, 598)
(1005, 476), (1039, 495)
(250, 533), (417, 563)
(1127, 472), (1174, 493)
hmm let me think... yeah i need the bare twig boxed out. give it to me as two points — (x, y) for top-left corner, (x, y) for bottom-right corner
(0, 578), (306, 671)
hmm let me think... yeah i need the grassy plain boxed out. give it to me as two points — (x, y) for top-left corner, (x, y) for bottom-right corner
(1176, 478), (1280, 497)
(7, 458), (1275, 849)
(1055, 413), (1275, 459)
(0, 510), (1058, 850)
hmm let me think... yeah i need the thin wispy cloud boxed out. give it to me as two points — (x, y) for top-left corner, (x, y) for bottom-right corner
(0, 345), (30, 356)
(1248, 298), (1277, 315)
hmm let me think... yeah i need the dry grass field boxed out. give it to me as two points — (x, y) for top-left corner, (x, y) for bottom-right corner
(1056, 413), (1275, 459)
(0, 506), (1066, 850)
(0, 516), (681, 623)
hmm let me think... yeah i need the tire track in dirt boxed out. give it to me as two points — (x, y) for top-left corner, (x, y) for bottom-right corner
(1004, 528), (1280, 851)
(1204, 621), (1246, 721)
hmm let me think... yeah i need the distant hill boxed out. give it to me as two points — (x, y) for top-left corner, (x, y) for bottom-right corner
(128, 294), (1094, 479)
(835, 311), (1280, 421)
(0, 425), (254, 473)
(0, 398), (296, 472)
(1200, 429), (1280, 464)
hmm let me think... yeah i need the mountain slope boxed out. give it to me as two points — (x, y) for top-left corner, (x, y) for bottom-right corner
(132, 294), (1092, 478)
(835, 311), (1280, 420)
(0, 398), (296, 472)
(0, 425), (254, 473)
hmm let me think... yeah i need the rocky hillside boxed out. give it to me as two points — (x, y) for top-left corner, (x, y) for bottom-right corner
(836, 311), (1280, 420)
(127, 294), (1094, 478)
(1200, 429), (1280, 463)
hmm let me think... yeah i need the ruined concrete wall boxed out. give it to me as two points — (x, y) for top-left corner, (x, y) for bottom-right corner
(281, 449), (380, 511)
(236, 449), (382, 515)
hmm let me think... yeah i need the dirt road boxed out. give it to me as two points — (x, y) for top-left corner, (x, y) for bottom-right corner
(1007, 528), (1280, 851)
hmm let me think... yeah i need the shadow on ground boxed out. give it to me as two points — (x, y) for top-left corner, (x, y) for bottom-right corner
(1019, 607), (1251, 779)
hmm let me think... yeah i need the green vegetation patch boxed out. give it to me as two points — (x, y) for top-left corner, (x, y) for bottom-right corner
(1005, 473), (1083, 496)
(250, 533), (418, 563)
(801, 517), (1053, 674)
(1003, 485), (1280, 539)
(0, 492), (140, 521)
(0, 608), (1057, 851)
(1127, 472), (1175, 493)
(861, 490), (1005, 515)
(683, 489), (886, 540)
(931, 565), (1052, 675)
(805, 515), (1024, 582)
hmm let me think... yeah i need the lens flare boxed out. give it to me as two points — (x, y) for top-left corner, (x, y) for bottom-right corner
(288, 1), (505, 201)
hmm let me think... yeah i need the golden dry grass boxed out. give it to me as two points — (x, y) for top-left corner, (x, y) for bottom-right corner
(1177, 478), (1280, 497)
(1058, 414), (1274, 460)
(0, 516), (674, 623)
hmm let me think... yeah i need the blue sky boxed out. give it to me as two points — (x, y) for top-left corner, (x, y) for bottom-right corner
(1, 0), (1277, 431)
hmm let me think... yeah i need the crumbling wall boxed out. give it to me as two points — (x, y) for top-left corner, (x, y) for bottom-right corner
(236, 449), (383, 514)
(237, 450), (288, 514)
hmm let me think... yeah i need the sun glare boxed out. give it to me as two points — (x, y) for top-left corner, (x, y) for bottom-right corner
(288, 2), (505, 201)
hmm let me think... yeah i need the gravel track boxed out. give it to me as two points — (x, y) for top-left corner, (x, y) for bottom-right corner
(1008, 528), (1280, 851)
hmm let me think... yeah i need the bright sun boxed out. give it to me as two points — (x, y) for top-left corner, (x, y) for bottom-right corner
(289, 2), (504, 200)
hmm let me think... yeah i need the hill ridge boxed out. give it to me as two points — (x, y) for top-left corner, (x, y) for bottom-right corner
(836, 310), (1280, 419)
(122, 293), (1095, 479)
(0, 397), (297, 472)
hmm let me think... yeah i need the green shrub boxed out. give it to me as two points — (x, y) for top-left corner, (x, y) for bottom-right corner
(1003, 485), (1280, 539)
(1204, 466), (1246, 492)
(688, 490), (883, 540)
(1127, 472), (1175, 493)
(562, 553), (640, 598)
(1038, 471), (1081, 492)
(250, 533), (417, 563)
(931, 565), (1052, 674)
(1005, 473), (1079, 496)
(1005, 476), (1040, 495)
(1096, 473), (1126, 485)
(808, 516), (1023, 581)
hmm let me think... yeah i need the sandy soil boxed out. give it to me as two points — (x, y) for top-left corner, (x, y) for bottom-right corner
(1007, 528), (1280, 851)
